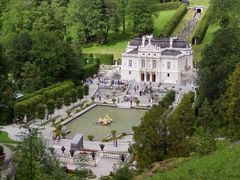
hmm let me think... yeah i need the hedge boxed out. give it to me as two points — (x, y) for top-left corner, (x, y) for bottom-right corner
(14, 81), (74, 120)
(191, 7), (212, 45)
(161, 4), (187, 37)
(14, 95), (44, 120)
(155, 2), (181, 11)
(17, 81), (73, 102)
(83, 63), (99, 78)
(96, 54), (114, 65)
(82, 53), (114, 65)
(43, 81), (74, 102)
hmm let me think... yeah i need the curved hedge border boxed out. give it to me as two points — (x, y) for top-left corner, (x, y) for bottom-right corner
(155, 2), (181, 11)
(161, 4), (187, 37)
(191, 7), (212, 45)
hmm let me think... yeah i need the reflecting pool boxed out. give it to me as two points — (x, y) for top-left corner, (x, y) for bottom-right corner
(65, 106), (147, 140)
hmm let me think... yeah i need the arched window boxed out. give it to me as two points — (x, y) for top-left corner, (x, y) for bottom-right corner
(147, 73), (150, 81)
(152, 74), (156, 82)
(141, 73), (145, 81)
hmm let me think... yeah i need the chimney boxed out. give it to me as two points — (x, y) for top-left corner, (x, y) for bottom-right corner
(170, 37), (173, 48)
(142, 36), (146, 46)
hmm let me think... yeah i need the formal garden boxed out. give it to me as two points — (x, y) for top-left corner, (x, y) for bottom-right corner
(1, 0), (240, 179)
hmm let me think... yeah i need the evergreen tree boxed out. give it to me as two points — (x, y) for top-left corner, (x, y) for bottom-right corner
(223, 63), (240, 138)
(127, 0), (156, 34)
(171, 92), (195, 136)
(46, 99), (55, 120)
(15, 128), (69, 179)
(197, 27), (240, 105)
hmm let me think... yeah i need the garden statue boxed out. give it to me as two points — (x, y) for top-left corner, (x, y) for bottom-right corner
(99, 144), (105, 151)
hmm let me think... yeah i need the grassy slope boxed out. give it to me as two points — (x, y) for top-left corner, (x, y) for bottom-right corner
(83, 10), (176, 59)
(82, 33), (130, 60)
(192, 23), (219, 62)
(189, 0), (219, 62)
(153, 10), (176, 37)
(0, 131), (17, 144)
(152, 141), (240, 180)
(172, 9), (195, 37)
(189, 0), (210, 7)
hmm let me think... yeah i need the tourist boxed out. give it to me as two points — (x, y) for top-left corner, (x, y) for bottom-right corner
(139, 90), (142, 96)
(91, 152), (96, 160)
(115, 139), (118, 147)
(61, 146), (66, 154)
(69, 149), (75, 157)
(120, 154), (125, 162)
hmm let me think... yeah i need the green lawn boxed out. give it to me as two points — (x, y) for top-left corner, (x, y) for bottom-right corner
(172, 9), (195, 36)
(83, 10), (176, 59)
(152, 141), (240, 180)
(0, 131), (17, 144)
(82, 33), (130, 60)
(153, 10), (176, 37)
(192, 23), (219, 62)
(189, 0), (210, 7)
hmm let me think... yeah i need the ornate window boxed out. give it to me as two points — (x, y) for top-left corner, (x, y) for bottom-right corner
(153, 60), (156, 68)
(167, 62), (171, 69)
(142, 60), (145, 68)
(129, 60), (132, 67)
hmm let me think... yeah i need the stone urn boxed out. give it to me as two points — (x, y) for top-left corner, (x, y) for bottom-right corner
(0, 145), (5, 162)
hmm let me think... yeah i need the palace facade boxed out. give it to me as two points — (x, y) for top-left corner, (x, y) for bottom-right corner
(121, 35), (193, 84)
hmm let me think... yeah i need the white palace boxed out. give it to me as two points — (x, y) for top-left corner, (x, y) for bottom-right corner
(121, 35), (193, 84)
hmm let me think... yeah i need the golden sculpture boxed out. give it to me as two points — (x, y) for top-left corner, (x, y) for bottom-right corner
(98, 114), (113, 125)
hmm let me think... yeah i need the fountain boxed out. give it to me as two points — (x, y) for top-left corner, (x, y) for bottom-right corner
(97, 114), (113, 126)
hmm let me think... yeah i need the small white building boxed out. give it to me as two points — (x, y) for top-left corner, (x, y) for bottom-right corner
(121, 35), (193, 84)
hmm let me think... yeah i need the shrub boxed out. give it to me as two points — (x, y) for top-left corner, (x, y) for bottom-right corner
(111, 130), (117, 137)
(88, 135), (94, 141)
(98, 54), (114, 65)
(134, 97), (140, 106)
(189, 127), (216, 155)
(91, 96), (95, 102)
(83, 63), (99, 78)
(112, 98), (116, 104)
(112, 165), (134, 180)
(192, 7), (212, 45)
(155, 2), (181, 11)
(161, 4), (187, 36)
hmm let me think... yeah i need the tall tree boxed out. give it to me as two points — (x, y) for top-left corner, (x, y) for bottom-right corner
(197, 27), (240, 105)
(127, 0), (156, 34)
(31, 30), (80, 87)
(20, 61), (41, 93)
(117, 0), (128, 34)
(211, 0), (239, 28)
(170, 92), (195, 136)
(0, 45), (14, 125)
(133, 105), (168, 167)
(223, 63), (240, 138)
(15, 128), (69, 179)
